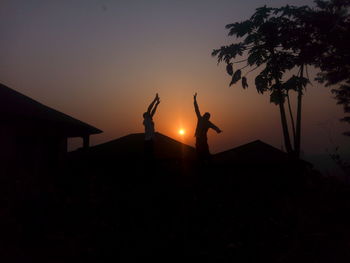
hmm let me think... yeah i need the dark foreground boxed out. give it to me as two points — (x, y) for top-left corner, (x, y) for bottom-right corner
(1, 156), (350, 263)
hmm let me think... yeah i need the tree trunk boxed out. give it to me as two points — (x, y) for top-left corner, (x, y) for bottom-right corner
(270, 49), (294, 155)
(287, 91), (296, 145)
(278, 92), (294, 154)
(294, 64), (304, 158)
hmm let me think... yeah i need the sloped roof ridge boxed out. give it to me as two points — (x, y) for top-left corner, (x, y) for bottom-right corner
(88, 132), (195, 150)
(0, 83), (102, 134)
(215, 139), (286, 155)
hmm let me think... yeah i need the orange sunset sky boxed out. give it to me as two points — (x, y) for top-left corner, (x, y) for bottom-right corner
(1, 0), (349, 156)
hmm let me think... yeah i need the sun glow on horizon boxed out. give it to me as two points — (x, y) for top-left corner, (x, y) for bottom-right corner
(179, 129), (185, 135)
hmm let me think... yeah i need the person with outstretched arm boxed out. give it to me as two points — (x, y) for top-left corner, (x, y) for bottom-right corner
(193, 93), (222, 161)
(143, 93), (160, 158)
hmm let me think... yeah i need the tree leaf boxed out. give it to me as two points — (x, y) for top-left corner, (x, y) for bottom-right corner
(212, 43), (246, 64)
(230, 69), (242, 86)
(226, 63), (233, 75)
(242, 77), (248, 89)
(270, 89), (285, 105)
(226, 20), (254, 37)
(284, 75), (309, 91)
(255, 74), (268, 93)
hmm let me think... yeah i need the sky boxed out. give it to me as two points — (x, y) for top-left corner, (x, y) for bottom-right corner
(1, 0), (349, 156)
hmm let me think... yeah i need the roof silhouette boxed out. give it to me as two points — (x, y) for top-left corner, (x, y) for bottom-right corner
(0, 83), (102, 136)
(71, 132), (196, 160)
(71, 135), (310, 166)
(213, 140), (303, 165)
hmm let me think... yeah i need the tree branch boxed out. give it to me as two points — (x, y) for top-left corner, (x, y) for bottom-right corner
(232, 59), (248, 64)
(243, 64), (262, 77)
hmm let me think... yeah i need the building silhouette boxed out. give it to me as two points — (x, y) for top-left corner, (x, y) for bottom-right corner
(0, 83), (102, 176)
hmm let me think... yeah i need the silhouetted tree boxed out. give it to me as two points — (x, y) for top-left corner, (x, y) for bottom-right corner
(212, 5), (313, 157)
(310, 0), (350, 136)
(213, 0), (350, 156)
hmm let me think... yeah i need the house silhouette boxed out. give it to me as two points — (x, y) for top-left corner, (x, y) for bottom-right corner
(0, 83), (102, 176)
(214, 140), (295, 164)
(68, 133), (310, 184)
(70, 132), (196, 161)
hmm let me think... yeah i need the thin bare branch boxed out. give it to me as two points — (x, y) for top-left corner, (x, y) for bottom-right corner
(243, 64), (262, 77)
(240, 64), (250, 71)
(232, 59), (248, 64)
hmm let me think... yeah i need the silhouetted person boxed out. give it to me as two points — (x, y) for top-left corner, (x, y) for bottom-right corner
(193, 93), (222, 161)
(143, 93), (160, 158)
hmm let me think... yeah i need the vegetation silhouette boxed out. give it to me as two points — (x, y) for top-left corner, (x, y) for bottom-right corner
(193, 93), (222, 161)
(212, 0), (350, 157)
(311, 0), (350, 136)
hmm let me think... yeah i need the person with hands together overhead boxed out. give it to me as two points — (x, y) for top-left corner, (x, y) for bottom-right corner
(143, 93), (160, 158)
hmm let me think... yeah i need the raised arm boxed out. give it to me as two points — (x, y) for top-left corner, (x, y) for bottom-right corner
(209, 121), (222, 134)
(193, 93), (201, 118)
(150, 98), (160, 117)
(147, 93), (159, 114)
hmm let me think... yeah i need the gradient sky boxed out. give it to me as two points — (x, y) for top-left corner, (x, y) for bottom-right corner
(1, 0), (349, 156)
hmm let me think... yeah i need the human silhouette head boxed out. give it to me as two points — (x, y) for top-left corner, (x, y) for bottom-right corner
(203, 112), (210, 120)
(143, 112), (151, 119)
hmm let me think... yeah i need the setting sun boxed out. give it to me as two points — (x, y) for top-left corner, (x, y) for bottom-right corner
(179, 129), (185, 135)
